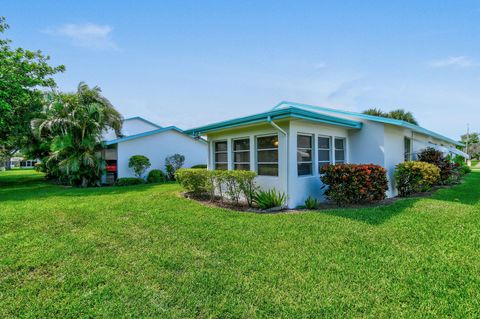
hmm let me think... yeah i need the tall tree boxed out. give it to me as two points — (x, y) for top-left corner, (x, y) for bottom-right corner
(32, 82), (123, 186)
(387, 109), (418, 125)
(362, 107), (419, 125)
(0, 17), (65, 168)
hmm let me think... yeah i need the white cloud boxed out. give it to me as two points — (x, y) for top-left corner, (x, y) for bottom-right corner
(43, 23), (118, 50)
(428, 56), (477, 68)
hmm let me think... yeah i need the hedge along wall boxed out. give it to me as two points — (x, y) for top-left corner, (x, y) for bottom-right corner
(175, 169), (257, 206)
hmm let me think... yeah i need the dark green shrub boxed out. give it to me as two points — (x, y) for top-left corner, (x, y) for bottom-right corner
(191, 164), (207, 169)
(128, 155), (151, 178)
(147, 169), (166, 183)
(254, 189), (286, 210)
(165, 154), (185, 181)
(394, 161), (440, 196)
(305, 196), (319, 209)
(320, 164), (388, 205)
(115, 177), (145, 186)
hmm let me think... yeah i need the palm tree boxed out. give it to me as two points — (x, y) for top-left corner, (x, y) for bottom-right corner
(387, 109), (418, 125)
(362, 108), (386, 117)
(32, 82), (123, 186)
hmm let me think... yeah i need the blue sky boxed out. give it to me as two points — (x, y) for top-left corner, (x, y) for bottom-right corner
(3, 0), (480, 139)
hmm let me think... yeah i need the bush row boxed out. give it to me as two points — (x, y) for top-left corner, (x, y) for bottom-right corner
(175, 169), (259, 206)
(320, 164), (388, 206)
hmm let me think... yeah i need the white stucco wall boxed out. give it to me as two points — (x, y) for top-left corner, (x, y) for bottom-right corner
(348, 120), (385, 166)
(117, 130), (207, 178)
(207, 123), (289, 197)
(287, 120), (351, 208)
(102, 118), (160, 141)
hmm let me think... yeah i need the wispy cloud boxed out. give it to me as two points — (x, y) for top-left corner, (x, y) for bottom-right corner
(43, 23), (118, 50)
(428, 56), (477, 68)
(313, 62), (327, 69)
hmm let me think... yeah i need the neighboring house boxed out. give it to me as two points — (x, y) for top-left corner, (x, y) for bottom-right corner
(102, 117), (207, 184)
(9, 157), (38, 168)
(185, 101), (467, 208)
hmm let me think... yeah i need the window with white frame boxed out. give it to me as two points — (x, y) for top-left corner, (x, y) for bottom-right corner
(318, 136), (331, 172)
(214, 141), (228, 170)
(233, 138), (250, 170)
(297, 134), (313, 176)
(404, 137), (412, 161)
(334, 137), (346, 164)
(256, 135), (278, 176)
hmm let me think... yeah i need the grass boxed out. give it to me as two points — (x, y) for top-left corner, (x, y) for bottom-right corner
(1, 170), (480, 318)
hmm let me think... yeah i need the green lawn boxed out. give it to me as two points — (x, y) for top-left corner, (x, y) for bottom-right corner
(1, 170), (480, 318)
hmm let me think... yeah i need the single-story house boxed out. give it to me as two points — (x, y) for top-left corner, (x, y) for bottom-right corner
(101, 116), (207, 184)
(185, 101), (467, 208)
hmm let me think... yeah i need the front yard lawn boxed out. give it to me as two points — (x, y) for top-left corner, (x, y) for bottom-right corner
(1, 170), (480, 318)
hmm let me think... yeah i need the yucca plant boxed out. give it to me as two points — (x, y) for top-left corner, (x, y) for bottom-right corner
(253, 189), (286, 210)
(304, 196), (319, 209)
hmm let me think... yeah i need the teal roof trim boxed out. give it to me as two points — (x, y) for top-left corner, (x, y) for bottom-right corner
(106, 126), (191, 145)
(184, 106), (362, 135)
(124, 116), (162, 128)
(273, 101), (462, 146)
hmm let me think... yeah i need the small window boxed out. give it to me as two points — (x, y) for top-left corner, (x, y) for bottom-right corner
(404, 137), (412, 161)
(297, 134), (312, 176)
(214, 141), (228, 170)
(233, 138), (250, 170)
(257, 135), (278, 176)
(318, 136), (331, 172)
(334, 138), (346, 164)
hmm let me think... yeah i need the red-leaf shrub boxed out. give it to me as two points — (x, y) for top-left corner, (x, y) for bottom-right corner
(320, 164), (388, 205)
(417, 147), (456, 184)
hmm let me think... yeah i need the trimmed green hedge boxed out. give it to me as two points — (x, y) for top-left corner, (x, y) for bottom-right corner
(175, 169), (257, 206)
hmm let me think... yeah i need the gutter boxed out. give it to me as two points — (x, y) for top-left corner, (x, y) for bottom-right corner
(267, 116), (289, 207)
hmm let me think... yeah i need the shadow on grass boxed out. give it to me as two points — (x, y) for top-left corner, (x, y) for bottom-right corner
(0, 172), (173, 202)
(317, 171), (480, 225)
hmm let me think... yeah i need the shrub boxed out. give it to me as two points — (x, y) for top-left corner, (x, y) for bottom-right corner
(320, 164), (388, 206)
(305, 196), (319, 209)
(147, 169), (166, 183)
(417, 147), (455, 184)
(165, 154), (185, 181)
(115, 177), (145, 186)
(128, 155), (151, 178)
(394, 161), (440, 196)
(176, 169), (258, 207)
(191, 164), (207, 169)
(175, 168), (210, 196)
(254, 189), (286, 210)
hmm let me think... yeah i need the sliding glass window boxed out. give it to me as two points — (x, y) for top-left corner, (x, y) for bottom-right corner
(297, 134), (313, 176)
(214, 141), (228, 170)
(233, 138), (250, 170)
(256, 135), (278, 176)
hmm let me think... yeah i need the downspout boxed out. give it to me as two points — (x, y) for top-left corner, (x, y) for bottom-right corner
(267, 116), (289, 207)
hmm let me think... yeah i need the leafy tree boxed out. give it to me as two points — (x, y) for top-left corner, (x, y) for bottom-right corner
(128, 155), (151, 178)
(0, 17), (65, 168)
(362, 108), (386, 117)
(32, 83), (123, 186)
(460, 132), (480, 159)
(165, 153), (185, 180)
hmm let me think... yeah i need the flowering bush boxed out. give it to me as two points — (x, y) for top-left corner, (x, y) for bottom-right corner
(320, 164), (388, 205)
(394, 161), (440, 196)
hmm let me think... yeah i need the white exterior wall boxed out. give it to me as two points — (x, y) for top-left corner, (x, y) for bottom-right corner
(348, 121), (385, 166)
(207, 123), (289, 198)
(103, 118), (160, 141)
(117, 130), (207, 178)
(288, 120), (350, 208)
(383, 125), (412, 196)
